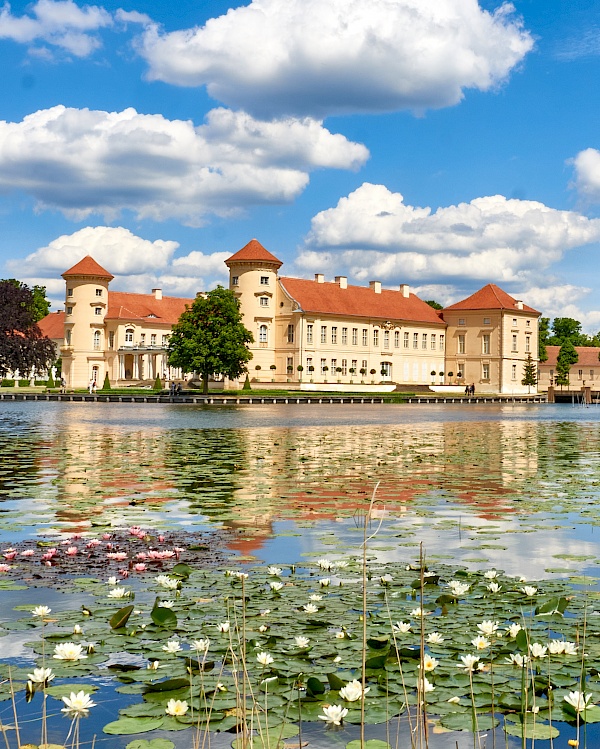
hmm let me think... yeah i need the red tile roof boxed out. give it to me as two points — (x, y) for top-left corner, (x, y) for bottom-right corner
(106, 291), (193, 324)
(225, 239), (283, 267)
(38, 310), (64, 340)
(543, 346), (600, 367)
(62, 256), (114, 280)
(279, 277), (446, 325)
(444, 284), (539, 314)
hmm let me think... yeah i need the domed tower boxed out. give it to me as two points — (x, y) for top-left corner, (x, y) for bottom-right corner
(61, 256), (114, 389)
(225, 239), (283, 376)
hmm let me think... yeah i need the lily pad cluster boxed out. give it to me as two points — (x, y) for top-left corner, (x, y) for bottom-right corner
(3, 557), (600, 745)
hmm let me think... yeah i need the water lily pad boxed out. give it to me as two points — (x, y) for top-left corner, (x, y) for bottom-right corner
(104, 717), (165, 735)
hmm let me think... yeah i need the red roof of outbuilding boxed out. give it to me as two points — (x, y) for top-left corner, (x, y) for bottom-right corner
(444, 284), (539, 314)
(62, 256), (114, 280)
(225, 239), (283, 267)
(279, 277), (446, 325)
(543, 346), (600, 367)
(38, 310), (64, 339)
(106, 291), (192, 324)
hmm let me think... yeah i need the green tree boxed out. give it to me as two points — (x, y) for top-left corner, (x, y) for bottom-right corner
(555, 339), (578, 388)
(167, 286), (253, 394)
(3, 280), (51, 323)
(0, 280), (55, 378)
(425, 300), (443, 310)
(548, 317), (590, 347)
(538, 317), (550, 362)
(521, 354), (537, 393)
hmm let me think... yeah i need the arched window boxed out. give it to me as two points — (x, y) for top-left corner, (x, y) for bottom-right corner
(93, 330), (101, 350)
(259, 324), (268, 343)
(125, 328), (134, 344)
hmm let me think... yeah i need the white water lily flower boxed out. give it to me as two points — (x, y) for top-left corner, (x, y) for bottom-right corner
(484, 570), (499, 579)
(392, 621), (411, 633)
(267, 566), (283, 576)
(335, 630), (346, 639)
(147, 661), (160, 670)
(410, 608), (429, 617)
(309, 594), (322, 601)
(471, 635), (491, 650)
(335, 561), (349, 569)
(162, 640), (182, 654)
(107, 587), (130, 599)
(563, 641), (578, 655)
(234, 571), (248, 580)
(447, 696), (461, 704)
(339, 679), (369, 702)
(477, 620), (499, 636)
(107, 576), (118, 585)
(380, 574), (393, 584)
(421, 654), (439, 672)
(295, 636), (310, 648)
(256, 651), (274, 666)
(158, 601), (175, 608)
(418, 677), (435, 693)
(319, 704), (348, 725)
(193, 639), (210, 654)
(319, 578), (331, 587)
(165, 699), (189, 716)
(269, 581), (284, 592)
(61, 691), (96, 718)
(32, 605), (51, 618)
(28, 667), (55, 684)
(522, 586), (538, 596)
(506, 653), (529, 667)
(53, 643), (87, 661)
(529, 643), (547, 658)
(564, 691), (593, 712)
(487, 582), (501, 593)
(427, 632), (444, 644)
(303, 603), (319, 613)
(260, 609), (270, 616)
(218, 621), (230, 633)
(333, 655), (342, 663)
(457, 654), (480, 672)
(507, 623), (522, 638)
(448, 581), (470, 596)
(548, 640), (565, 655)
(317, 558), (334, 571)
(258, 624), (269, 632)
(72, 624), (83, 635)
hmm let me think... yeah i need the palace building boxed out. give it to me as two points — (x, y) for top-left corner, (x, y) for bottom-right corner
(49, 240), (540, 393)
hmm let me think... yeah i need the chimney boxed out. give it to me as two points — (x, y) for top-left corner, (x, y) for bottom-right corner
(152, 288), (162, 300)
(335, 276), (347, 289)
(369, 280), (382, 294)
(315, 273), (325, 284)
(400, 284), (410, 298)
(515, 300), (523, 310)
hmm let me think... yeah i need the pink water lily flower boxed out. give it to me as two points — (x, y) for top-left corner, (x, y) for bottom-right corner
(66, 547), (78, 556)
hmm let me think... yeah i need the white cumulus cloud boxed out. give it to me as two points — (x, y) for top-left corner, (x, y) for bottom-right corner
(300, 183), (600, 287)
(0, 106), (368, 225)
(0, 0), (112, 56)
(138, 0), (533, 118)
(571, 148), (600, 203)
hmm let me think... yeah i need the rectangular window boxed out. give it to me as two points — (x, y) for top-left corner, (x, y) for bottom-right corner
(413, 333), (418, 349)
(140, 333), (146, 344)
(458, 334), (465, 354)
(162, 334), (168, 346)
(341, 359), (347, 375)
(512, 318), (518, 327)
(526, 319), (531, 327)
(483, 317), (490, 325)
(67, 288), (73, 297)
(125, 329), (133, 343)
(321, 358), (327, 374)
(394, 330), (400, 348)
(404, 332), (409, 348)
(151, 334), (156, 345)
(95, 288), (102, 297)
(260, 276), (269, 285)
(341, 327), (348, 345)
(578, 369), (583, 380)
(362, 329), (368, 346)
(351, 359), (357, 372)
(231, 276), (239, 286)
(306, 357), (313, 371)
(422, 333), (427, 349)
(482, 363), (490, 380)
(525, 336), (530, 352)
(259, 296), (269, 307)
(306, 324), (313, 344)
(440, 334), (445, 350)
(259, 325), (268, 343)
(287, 324), (294, 343)
(331, 358), (337, 374)
(458, 318), (466, 326)
(591, 370), (595, 379)
(94, 307), (102, 316)
(383, 330), (389, 348)
(66, 306), (73, 315)
(331, 326), (338, 344)
(321, 325), (327, 343)
(512, 364), (517, 380)
(512, 334), (518, 352)
(287, 357), (293, 371)
(482, 334), (490, 354)
(373, 329), (379, 346)
(66, 329), (72, 345)
(362, 359), (368, 371)
(431, 334), (436, 350)
(352, 328), (358, 345)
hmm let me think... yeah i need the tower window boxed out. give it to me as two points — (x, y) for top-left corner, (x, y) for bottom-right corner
(260, 276), (269, 285)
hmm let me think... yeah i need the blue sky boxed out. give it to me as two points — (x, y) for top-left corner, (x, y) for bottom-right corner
(1, 0), (600, 329)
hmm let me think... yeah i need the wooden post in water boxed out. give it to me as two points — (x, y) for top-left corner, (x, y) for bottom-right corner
(547, 386), (555, 403)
